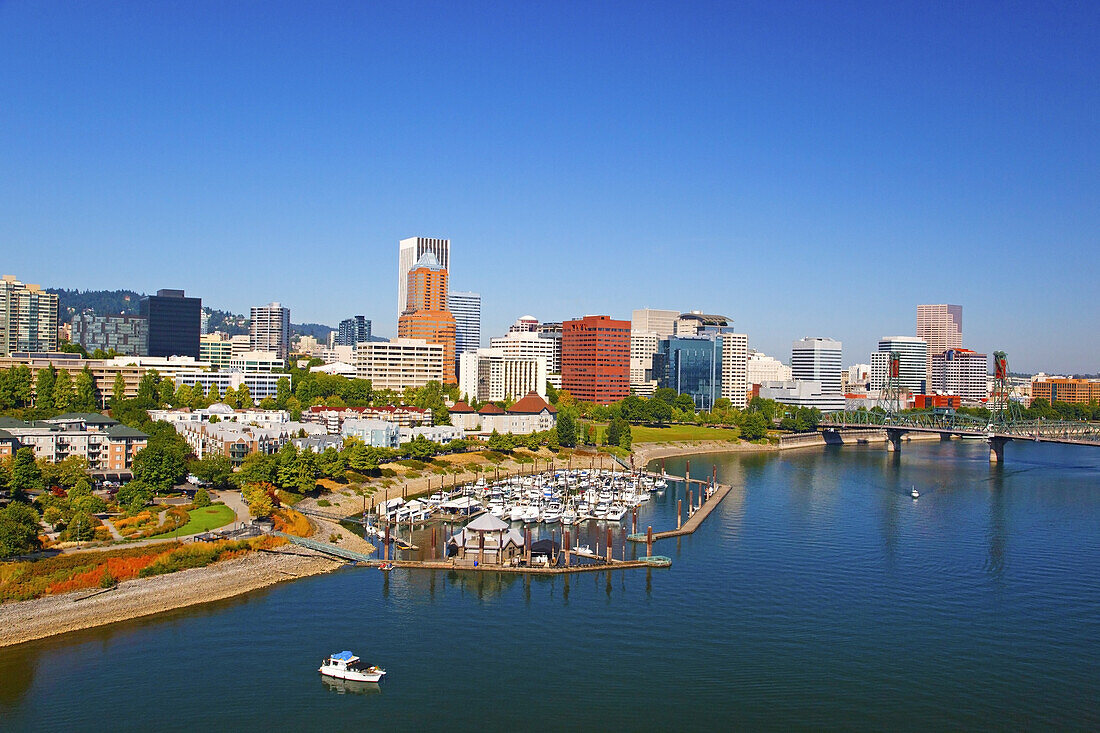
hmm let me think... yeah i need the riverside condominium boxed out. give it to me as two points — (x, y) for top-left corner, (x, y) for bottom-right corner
(250, 302), (291, 363)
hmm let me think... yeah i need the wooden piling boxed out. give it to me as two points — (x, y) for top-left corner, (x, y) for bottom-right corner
(631, 507), (637, 535)
(564, 530), (570, 567)
(605, 527), (613, 562)
(384, 525), (390, 561)
(677, 499), (682, 529)
(688, 490), (694, 516)
(478, 531), (485, 565)
(525, 528), (532, 564)
(646, 525), (653, 558)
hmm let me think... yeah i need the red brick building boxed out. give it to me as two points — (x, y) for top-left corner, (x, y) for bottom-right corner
(561, 315), (630, 404)
(910, 394), (961, 409)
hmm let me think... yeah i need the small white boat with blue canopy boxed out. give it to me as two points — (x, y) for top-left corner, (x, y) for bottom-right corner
(319, 651), (386, 682)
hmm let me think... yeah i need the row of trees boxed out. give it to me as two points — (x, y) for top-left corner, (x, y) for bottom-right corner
(0, 364), (101, 419)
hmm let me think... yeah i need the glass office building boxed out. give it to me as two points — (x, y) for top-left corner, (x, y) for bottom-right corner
(141, 289), (201, 358)
(653, 334), (724, 410)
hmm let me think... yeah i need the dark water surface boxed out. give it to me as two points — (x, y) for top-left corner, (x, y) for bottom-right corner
(2, 441), (1099, 731)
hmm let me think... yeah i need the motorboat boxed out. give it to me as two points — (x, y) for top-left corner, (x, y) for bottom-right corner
(593, 500), (610, 519)
(319, 651), (386, 683)
(542, 502), (562, 523)
(605, 502), (628, 522)
(509, 505), (525, 522)
(654, 478), (668, 490)
(521, 505), (541, 523)
(911, 488), (920, 499)
(561, 508), (577, 526)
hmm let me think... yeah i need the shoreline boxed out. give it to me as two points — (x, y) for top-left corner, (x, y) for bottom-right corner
(0, 547), (343, 649)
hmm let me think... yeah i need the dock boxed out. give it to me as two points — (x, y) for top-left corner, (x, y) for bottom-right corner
(359, 556), (671, 574)
(627, 475), (731, 543)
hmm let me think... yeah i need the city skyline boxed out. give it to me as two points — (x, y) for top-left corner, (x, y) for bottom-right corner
(3, 3), (1098, 373)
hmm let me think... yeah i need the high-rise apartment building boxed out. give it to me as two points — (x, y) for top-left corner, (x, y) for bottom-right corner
(489, 331), (556, 382)
(458, 348), (547, 402)
(561, 315), (630, 405)
(397, 252), (456, 382)
(720, 332), (749, 409)
(931, 348), (987, 401)
(141, 289), (201, 358)
(870, 336), (929, 393)
(631, 308), (678, 338)
(250, 302), (291, 362)
(355, 338), (446, 392)
(336, 316), (372, 346)
(398, 237), (450, 317)
(630, 330), (660, 397)
(791, 337), (843, 395)
(71, 314), (148, 356)
(449, 291), (481, 372)
(0, 275), (59, 357)
(917, 304), (962, 377)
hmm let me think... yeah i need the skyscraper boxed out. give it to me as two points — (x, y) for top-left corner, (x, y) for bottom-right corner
(791, 337), (843, 395)
(917, 304), (962, 379)
(336, 316), (372, 346)
(561, 315), (630, 405)
(0, 275), (58, 357)
(397, 252), (457, 382)
(449, 291), (481, 373)
(631, 308), (678, 338)
(870, 336), (929, 393)
(398, 237), (450, 317)
(250, 302), (291, 362)
(141, 289), (201, 358)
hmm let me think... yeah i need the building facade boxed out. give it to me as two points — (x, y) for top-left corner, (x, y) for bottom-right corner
(199, 333), (234, 368)
(458, 348), (547, 402)
(931, 348), (988, 402)
(630, 330), (660, 397)
(535, 322), (563, 376)
(870, 336), (929, 393)
(397, 252), (457, 382)
(172, 370), (289, 402)
(489, 331), (556, 385)
(758, 380), (846, 412)
(0, 413), (147, 477)
(720, 332), (749, 409)
(141, 289), (201, 358)
(0, 275), (59, 357)
(355, 338), (446, 392)
(631, 308), (678, 338)
(70, 314), (148, 356)
(449, 291), (481, 372)
(336, 316), (372, 347)
(250, 302), (290, 363)
(917, 304), (962, 377)
(791, 338), (843, 395)
(398, 237), (450, 317)
(561, 315), (630, 405)
(1029, 377), (1100, 405)
(747, 351), (792, 386)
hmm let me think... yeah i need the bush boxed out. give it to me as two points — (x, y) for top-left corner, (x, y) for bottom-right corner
(99, 570), (117, 588)
(316, 499), (331, 507)
(193, 488), (211, 508)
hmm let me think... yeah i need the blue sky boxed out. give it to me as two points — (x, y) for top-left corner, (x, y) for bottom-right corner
(2, 1), (1097, 373)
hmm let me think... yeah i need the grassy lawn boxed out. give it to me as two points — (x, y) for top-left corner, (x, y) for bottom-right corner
(628, 424), (742, 443)
(145, 504), (237, 540)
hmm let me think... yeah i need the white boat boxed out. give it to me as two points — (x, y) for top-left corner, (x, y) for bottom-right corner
(521, 505), (541, 523)
(605, 502), (628, 521)
(509, 505), (525, 522)
(561, 508), (577, 526)
(488, 502), (506, 518)
(593, 500), (610, 519)
(542, 502), (562, 523)
(319, 651), (386, 683)
(911, 488), (920, 499)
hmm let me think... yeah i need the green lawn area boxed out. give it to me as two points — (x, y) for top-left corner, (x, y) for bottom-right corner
(146, 504), (237, 540)
(628, 424), (742, 443)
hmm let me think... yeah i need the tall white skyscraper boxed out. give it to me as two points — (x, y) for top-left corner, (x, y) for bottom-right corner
(791, 337), (843, 395)
(250, 302), (290, 362)
(720, 332), (750, 409)
(870, 336), (929, 393)
(449, 291), (481, 372)
(917, 304), (962, 379)
(398, 237), (450, 316)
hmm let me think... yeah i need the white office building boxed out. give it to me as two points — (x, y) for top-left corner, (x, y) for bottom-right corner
(398, 237), (450, 316)
(758, 380), (846, 412)
(870, 336), (929, 393)
(488, 331), (556, 381)
(229, 350), (284, 373)
(791, 338), (843, 395)
(355, 338), (446, 393)
(931, 348), (988, 402)
(250, 302), (290, 363)
(631, 308), (678, 338)
(449, 290), (482, 366)
(747, 351), (792, 385)
(630, 330), (660, 397)
(459, 348), (547, 403)
(172, 369), (289, 402)
(720, 332), (749, 408)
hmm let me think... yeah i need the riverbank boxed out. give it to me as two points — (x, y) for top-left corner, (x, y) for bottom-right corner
(0, 546), (342, 648)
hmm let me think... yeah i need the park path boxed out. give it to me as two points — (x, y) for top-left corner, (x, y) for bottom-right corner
(100, 517), (125, 541)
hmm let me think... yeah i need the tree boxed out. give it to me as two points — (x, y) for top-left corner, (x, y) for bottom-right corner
(157, 377), (176, 406)
(131, 445), (187, 493)
(136, 370), (160, 407)
(285, 395), (302, 421)
(74, 366), (100, 412)
(486, 430), (515, 453)
(64, 511), (97, 541)
(52, 369), (75, 412)
(35, 366), (57, 409)
(207, 383), (221, 403)
(9, 447), (43, 501)
(556, 412), (577, 447)
(188, 454), (233, 488)
(116, 480), (153, 511)
(404, 435), (441, 460)
(242, 482), (276, 519)
(647, 398), (673, 425)
(55, 456), (89, 488)
(110, 372), (127, 409)
(275, 377), (292, 409)
(741, 412), (769, 441)
(193, 488), (212, 507)
(294, 449), (319, 493)
(0, 503), (42, 558)
(618, 421), (632, 450)
(235, 453), (278, 486)
(606, 418), (622, 447)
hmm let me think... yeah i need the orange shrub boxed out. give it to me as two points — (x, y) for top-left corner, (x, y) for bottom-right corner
(272, 509), (312, 537)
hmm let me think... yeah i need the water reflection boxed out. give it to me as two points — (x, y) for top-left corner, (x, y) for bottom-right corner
(320, 677), (382, 696)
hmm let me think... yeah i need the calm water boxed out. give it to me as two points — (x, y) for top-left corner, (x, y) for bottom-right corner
(2, 441), (1099, 731)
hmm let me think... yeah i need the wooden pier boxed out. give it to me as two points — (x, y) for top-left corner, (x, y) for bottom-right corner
(359, 556), (670, 574)
(628, 468), (731, 543)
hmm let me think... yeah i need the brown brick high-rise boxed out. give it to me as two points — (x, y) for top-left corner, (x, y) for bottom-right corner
(398, 252), (457, 383)
(561, 315), (630, 404)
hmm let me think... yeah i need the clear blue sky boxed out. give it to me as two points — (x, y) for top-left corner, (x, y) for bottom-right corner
(2, 1), (1097, 373)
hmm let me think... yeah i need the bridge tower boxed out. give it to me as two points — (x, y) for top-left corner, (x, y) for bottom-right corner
(878, 351), (904, 418)
(989, 351), (1021, 427)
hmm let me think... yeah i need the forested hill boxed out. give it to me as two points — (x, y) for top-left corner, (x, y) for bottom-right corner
(48, 288), (143, 321)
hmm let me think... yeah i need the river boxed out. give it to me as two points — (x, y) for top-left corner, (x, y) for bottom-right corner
(2, 440), (1098, 730)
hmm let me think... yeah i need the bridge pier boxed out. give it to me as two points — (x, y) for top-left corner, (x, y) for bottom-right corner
(988, 436), (1007, 464)
(885, 429), (904, 453)
(940, 433), (953, 441)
